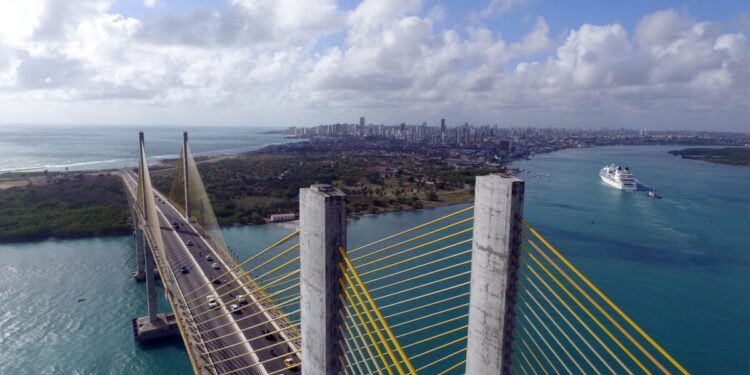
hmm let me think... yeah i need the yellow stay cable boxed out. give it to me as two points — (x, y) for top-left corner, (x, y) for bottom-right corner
(350, 206), (474, 254)
(523, 221), (688, 375)
(378, 282), (470, 312)
(515, 336), (539, 375)
(382, 292), (469, 321)
(195, 294), (300, 335)
(368, 260), (471, 294)
(183, 242), (299, 305)
(519, 298), (577, 374)
(410, 335), (466, 360)
(520, 273), (606, 374)
(518, 306), (572, 375)
(338, 320), (367, 375)
(361, 240), (472, 277)
(339, 302), (380, 375)
(339, 278), (396, 375)
(416, 346), (467, 373)
(363, 248), (471, 284)
(522, 245), (648, 374)
(521, 260), (628, 375)
(181, 229), (298, 298)
(525, 236), (665, 374)
(518, 322), (558, 375)
(436, 358), (466, 375)
(353, 218), (473, 262)
(518, 329), (549, 375)
(186, 267), (298, 308)
(193, 282), (298, 324)
(341, 264), (407, 375)
(342, 248), (420, 375)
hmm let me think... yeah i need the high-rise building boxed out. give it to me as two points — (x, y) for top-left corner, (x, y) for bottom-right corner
(440, 118), (446, 143)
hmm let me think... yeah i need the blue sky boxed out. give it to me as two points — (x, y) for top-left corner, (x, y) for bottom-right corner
(0, 0), (748, 131)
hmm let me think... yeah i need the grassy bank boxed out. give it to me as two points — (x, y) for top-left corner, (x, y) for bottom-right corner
(669, 147), (750, 166)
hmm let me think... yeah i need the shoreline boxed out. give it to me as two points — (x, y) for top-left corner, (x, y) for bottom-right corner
(0, 144), (740, 243)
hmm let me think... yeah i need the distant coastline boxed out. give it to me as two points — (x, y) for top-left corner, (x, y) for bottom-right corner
(668, 147), (750, 167)
(1, 138), (748, 244)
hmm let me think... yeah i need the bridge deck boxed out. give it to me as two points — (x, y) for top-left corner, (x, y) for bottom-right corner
(122, 170), (299, 375)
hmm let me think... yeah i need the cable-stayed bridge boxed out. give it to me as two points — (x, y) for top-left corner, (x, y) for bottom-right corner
(122, 132), (689, 375)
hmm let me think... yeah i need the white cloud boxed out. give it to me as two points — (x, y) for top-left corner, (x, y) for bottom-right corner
(0, 2), (746, 130)
(480, 0), (529, 18)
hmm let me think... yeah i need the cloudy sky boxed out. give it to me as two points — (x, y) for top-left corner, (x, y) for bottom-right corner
(0, 0), (748, 131)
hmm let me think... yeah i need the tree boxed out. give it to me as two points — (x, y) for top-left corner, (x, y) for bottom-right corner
(427, 191), (439, 201)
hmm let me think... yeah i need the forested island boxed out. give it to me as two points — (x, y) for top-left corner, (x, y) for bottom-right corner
(0, 173), (131, 242)
(669, 147), (750, 166)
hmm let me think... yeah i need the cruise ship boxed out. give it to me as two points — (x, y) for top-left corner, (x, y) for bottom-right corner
(599, 164), (637, 191)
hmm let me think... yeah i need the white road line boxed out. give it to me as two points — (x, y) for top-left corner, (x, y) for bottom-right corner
(152, 188), (302, 359)
(125, 171), (268, 375)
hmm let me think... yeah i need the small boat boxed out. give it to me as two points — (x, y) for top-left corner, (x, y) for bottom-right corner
(647, 190), (661, 199)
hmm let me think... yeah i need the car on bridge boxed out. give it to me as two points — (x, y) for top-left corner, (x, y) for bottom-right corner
(284, 357), (297, 369)
(211, 262), (220, 270)
(229, 303), (241, 314)
(236, 294), (247, 305)
(179, 266), (189, 274)
(206, 295), (218, 309)
(205, 255), (213, 262)
(185, 240), (193, 247)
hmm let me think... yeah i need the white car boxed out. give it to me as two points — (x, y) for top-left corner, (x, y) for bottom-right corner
(211, 262), (220, 270)
(206, 294), (217, 303)
(229, 303), (241, 314)
(236, 295), (247, 304)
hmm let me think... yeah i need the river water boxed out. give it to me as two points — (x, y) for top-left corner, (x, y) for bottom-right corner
(0, 145), (748, 373)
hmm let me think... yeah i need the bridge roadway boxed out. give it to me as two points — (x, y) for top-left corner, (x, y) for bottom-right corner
(122, 171), (300, 375)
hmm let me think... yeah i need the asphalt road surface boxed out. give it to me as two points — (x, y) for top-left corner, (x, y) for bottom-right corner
(123, 171), (300, 375)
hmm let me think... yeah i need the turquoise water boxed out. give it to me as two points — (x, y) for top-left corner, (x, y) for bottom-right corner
(0, 126), (293, 173)
(514, 145), (750, 373)
(0, 145), (748, 373)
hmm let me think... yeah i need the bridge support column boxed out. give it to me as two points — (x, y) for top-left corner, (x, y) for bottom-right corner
(183, 131), (191, 221)
(300, 184), (347, 375)
(134, 229), (146, 279)
(466, 174), (524, 375)
(143, 234), (158, 322)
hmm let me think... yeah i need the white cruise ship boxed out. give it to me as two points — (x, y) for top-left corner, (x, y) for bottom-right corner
(599, 164), (637, 191)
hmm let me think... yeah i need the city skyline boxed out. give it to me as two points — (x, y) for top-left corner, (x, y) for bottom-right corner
(0, 0), (749, 131)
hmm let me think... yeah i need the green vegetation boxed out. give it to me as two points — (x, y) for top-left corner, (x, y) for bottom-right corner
(669, 147), (750, 166)
(152, 153), (497, 226)
(0, 174), (131, 242)
(0, 150), (498, 243)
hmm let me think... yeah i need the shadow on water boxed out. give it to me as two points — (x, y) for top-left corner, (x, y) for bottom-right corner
(137, 335), (187, 353)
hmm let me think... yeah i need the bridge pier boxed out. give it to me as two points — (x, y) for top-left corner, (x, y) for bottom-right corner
(182, 131), (191, 221)
(132, 228), (160, 282)
(466, 174), (524, 375)
(300, 184), (347, 375)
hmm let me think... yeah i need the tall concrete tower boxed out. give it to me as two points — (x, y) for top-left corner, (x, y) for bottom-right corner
(440, 118), (446, 143)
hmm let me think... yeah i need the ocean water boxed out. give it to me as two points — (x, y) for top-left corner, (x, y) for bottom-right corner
(0, 125), (294, 173)
(0, 145), (748, 373)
